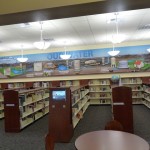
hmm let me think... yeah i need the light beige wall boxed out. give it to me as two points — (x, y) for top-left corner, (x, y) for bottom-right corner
(0, 0), (104, 15)
(0, 40), (150, 57)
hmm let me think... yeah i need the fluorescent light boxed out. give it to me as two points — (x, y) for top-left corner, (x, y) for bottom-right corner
(108, 50), (120, 56)
(147, 48), (150, 52)
(60, 54), (71, 60)
(33, 40), (51, 50)
(17, 57), (28, 62)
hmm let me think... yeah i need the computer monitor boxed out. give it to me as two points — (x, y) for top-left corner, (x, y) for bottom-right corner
(52, 90), (66, 101)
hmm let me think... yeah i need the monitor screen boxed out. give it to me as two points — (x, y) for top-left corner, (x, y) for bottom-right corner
(52, 90), (66, 101)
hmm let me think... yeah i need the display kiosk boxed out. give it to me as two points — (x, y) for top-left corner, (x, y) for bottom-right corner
(47, 87), (73, 142)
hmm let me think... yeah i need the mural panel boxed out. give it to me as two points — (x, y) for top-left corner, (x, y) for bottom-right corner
(0, 45), (150, 79)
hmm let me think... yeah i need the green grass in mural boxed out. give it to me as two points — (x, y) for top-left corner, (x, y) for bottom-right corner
(0, 68), (4, 74)
(141, 63), (150, 70)
(128, 61), (135, 69)
(128, 59), (150, 70)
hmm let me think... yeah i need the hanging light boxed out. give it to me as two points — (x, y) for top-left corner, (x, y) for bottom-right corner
(33, 22), (51, 50)
(60, 54), (71, 60)
(108, 43), (120, 56)
(110, 13), (125, 44)
(108, 13), (120, 56)
(147, 48), (150, 52)
(17, 45), (28, 62)
(60, 41), (71, 60)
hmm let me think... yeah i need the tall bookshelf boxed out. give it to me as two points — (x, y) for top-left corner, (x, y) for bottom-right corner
(0, 90), (4, 119)
(58, 80), (90, 127)
(142, 77), (150, 108)
(54, 79), (90, 127)
(142, 84), (150, 108)
(0, 81), (50, 90)
(71, 85), (90, 128)
(60, 80), (80, 87)
(3, 88), (49, 132)
(1, 82), (25, 89)
(89, 79), (112, 105)
(121, 77), (143, 104)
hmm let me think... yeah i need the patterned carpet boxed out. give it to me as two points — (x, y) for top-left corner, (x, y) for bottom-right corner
(0, 105), (150, 150)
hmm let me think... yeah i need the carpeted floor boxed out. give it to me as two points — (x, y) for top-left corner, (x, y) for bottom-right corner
(0, 105), (150, 150)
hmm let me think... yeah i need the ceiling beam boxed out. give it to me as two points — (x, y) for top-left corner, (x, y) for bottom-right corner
(0, 0), (150, 26)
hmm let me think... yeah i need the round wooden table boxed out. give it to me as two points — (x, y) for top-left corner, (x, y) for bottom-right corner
(75, 130), (149, 150)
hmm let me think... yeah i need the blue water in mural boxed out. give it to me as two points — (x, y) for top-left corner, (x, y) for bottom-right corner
(0, 45), (150, 63)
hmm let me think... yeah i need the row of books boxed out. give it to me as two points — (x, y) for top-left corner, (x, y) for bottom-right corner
(19, 100), (49, 118)
(89, 87), (111, 92)
(19, 90), (49, 106)
(90, 93), (111, 97)
(89, 80), (110, 85)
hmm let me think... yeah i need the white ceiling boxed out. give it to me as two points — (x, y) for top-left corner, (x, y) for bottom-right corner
(0, 8), (150, 52)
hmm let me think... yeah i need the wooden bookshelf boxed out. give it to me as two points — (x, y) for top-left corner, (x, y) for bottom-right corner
(0, 90), (4, 119)
(60, 80), (80, 87)
(142, 77), (150, 85)
(1, 82), (25, 89)
(89, 79), (112, 105)
(3, 88), (49, 132)
(142, 84), (150, 108)
(71, 85), (90, 128)
(121, 77), (143, 104)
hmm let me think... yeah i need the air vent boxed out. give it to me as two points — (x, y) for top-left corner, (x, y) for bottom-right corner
(138, 24), (150, 30)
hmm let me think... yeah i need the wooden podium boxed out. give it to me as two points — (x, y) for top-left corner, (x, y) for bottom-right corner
(47, 87), (73, 142)
(112, 86), (133, 133)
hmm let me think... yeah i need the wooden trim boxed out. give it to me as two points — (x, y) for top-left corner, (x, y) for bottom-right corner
(0, 72), (149, 83)
(0, 0), (150, 26)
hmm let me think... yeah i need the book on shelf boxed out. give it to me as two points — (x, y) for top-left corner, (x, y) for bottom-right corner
(0, 110), (4, 114)
(19, 106), (23, 117)
(76, 110), (83, 119)
(19, 95), (26, 106)
(90, 93), (95, 97)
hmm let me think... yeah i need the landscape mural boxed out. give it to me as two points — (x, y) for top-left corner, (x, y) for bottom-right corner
(0, 44), (150, 79)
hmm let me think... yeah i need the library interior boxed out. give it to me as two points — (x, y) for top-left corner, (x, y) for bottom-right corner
(0, 1), (150, 150)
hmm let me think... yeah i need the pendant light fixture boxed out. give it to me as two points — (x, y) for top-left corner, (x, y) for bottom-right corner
(108, 13), (120, 56)
(33, 22), (51, 50)
(147, 48), (150, 52)
(17, 45), (28, 62)
(60, 41), (71, 60)
(108, 43), (120, 56)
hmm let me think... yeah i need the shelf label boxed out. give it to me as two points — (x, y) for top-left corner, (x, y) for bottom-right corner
(6, 104), (15, 107)
(113, 102), (124, 105)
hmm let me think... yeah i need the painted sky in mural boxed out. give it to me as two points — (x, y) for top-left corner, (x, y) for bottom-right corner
(0, 45), (149, 63)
